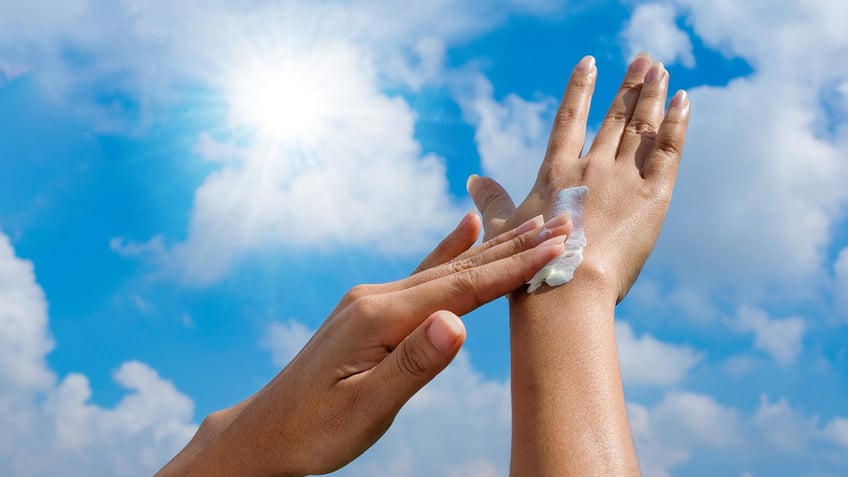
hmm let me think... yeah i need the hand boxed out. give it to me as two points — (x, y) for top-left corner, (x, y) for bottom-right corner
(156, 212), (571, 477)
(467, 54), (690, 301)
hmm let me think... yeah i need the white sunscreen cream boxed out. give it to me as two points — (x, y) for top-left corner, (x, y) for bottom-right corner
(526, 186), (588, 293)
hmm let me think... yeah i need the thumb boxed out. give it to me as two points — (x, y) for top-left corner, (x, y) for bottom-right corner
(369, 311), (465, 411)
(466, 174), (516, 239)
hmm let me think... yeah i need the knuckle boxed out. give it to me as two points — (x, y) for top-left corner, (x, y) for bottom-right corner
(625, 119), (659, 137)
(342, 284), (375, 307)
(623, 80), (644, 96)
(347, 284), (375, 300)
(535, 163), (566, 188)
(602, 110), (628, 128)
(512, 228), (535, 250)
(554, 104), (583, 128)
(477, 191), (506, 216)
(447, 257), (474, 276)
(200, 410), (227, 433)
(638, 182), (658, 200)
(452, 269), (486, 308)
(349, 295), (382, 319)
(651, 182), (673, 203)
(656, 136), (683, 157)
(396, 343), (430, 379)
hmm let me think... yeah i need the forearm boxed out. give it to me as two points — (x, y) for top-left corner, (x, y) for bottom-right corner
(509, 265), (639, 476)
(156, 400), (293, 477)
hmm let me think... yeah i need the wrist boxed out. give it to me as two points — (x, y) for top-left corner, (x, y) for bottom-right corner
(511, 257), (618, 305)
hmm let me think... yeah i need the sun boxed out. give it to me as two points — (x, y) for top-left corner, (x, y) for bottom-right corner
(226, 52), (342, 145)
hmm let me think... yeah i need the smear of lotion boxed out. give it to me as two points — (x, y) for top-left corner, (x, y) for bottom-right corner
(527, 186), (588, 293)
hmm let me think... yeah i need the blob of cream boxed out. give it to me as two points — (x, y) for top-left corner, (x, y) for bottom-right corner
(526, 186), (588, 293)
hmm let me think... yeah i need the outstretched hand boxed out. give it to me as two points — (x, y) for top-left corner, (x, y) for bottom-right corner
(468, 54), (690, 301)
(157, 212), (571, 477)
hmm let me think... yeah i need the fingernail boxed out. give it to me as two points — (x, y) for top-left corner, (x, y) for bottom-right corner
(514, 215), (544, 235)
(543, 213), (570, 230)
(466, 174), (479, 194)
(538, 235), (567, 249)
(575, 55), (595, 73)
(427, 312), (463, 353)
(646, 62), (665, 84)
(629, 55), (652, 74)
(456, 210), (477, 228)
(670, 89), (689, 109)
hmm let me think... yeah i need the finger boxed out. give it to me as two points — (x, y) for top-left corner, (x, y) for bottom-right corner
(389, 235), (566, 329)
(400, 214), (571, 290)
(412, 211), (481, 274)
(366, 310), (465, 414)
(466, 174), (516, 239)
(542, 55), (597, 166)
(589, 52), (653, 158)
(449, 214), (543, 263)
(618, 62), (668, 167)
(643, 90), (691, 196)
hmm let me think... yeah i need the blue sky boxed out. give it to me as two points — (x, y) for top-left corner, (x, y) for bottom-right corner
(1, 1), (847, 476)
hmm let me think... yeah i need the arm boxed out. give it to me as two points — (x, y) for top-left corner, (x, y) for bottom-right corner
(155, 212), (571, 477)
(467, 54), (690, 475)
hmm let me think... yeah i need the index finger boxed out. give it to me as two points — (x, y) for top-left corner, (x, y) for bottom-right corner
(412, 211), (481, 274)
(386, 236), (566, 336)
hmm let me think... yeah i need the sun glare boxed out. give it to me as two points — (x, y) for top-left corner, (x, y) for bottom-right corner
(228, 57), (333, 144)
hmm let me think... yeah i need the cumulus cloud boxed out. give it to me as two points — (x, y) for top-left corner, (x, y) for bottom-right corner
(824, 417), (848, 450)
(752, 394), (819, 452)
(622, 3), (695, 67)
(261, 320), (314, 367)
(616, 321), (702, 386)
(257, 318), (512, 476)
(0, 234), (54, 391)
(337, 351), (512, 477)
(730, 306), (805, 365)
(630, 391), (848, 477)
(629, 391), (739, 477)
(644, 1), (848, 303)
(0, 231), (196, 476)
(0, 0), (564, 126)
(455, 73), (558, 200)
(0, 1), (574, 285)
(833, 247), (848, 316)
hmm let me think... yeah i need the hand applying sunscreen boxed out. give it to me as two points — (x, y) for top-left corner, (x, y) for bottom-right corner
(526, 186), (588, 292)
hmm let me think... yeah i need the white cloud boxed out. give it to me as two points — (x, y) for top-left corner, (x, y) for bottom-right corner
(256, 318), (846, 477)
(752, 394), (819, 452)
(630, 391), (848, 477)
(338, 351), (511, 477)
(720, 353), (763, 377)
(0, 231), (196, 476)
(455, 73), (558, 200)
(651, 1), (848, 298)
(833, 247), (848, 316)
(823, 417), (848, 450)
(622, 3), (695, 67)
(160, 93), (458, 284)
(0, 0), (564, 127)
(616, 321), (702, 386)
(0, 234), (54, 392)
(629, 391), (740, 477)
(0, 61), (27, 86)
(261, 320), (314, 367)
(730, 306), (805, 365)
(257, 319), (512, 476)
(0, 1), (573, 285)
